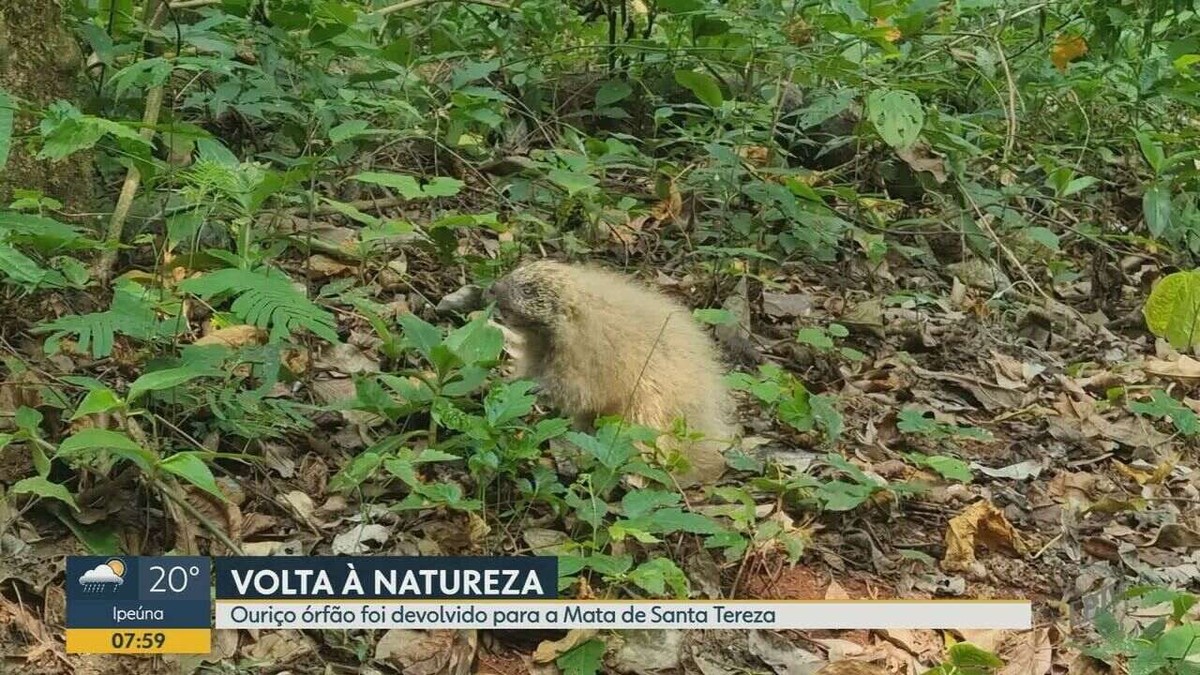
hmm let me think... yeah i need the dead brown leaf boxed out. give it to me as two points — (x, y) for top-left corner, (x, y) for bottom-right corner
(194, 325), (267, 348)
(998, 628), (1053, 675)
(942, 501), (1030, 574)
(376, 629), (476, 675)
(532, 629), (598, 664)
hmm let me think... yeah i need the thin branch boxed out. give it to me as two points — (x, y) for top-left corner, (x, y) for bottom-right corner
(168, 0), (220, 8)
(95, 1), (169, 282)
(373, 0), (513, 17)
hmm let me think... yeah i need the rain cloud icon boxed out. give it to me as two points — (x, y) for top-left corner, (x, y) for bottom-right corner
(79, 559), (126, 593)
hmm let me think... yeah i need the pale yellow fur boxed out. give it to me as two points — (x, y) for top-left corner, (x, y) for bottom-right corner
(492, 261), (736, 485)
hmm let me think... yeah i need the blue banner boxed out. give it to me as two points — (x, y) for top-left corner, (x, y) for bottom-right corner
(66, 556), (211, 629)
(215, 556), (558, 600)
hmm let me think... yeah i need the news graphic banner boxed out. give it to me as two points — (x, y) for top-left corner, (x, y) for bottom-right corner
(65, 556), (211, 654)
(212, 556), (1030, 631)
(66, 555), (1033, 654)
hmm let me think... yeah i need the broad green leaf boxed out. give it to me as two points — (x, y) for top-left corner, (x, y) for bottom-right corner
(628, 558), (689, 597)
(1136, 131), (1165, 174)
(817, 481), (876, 511)
(11, 476), (78, 511)
(422, 177), (464, 197)
(557, 639), (606, 675)
(1062, 175), (1099, 197)
(57, 428), (157, 472)
(484, 380), (538, 426)
(693, 308), (736, 325)
(595, 80), (633, 108)
(548, 169), (598, 196)
(351, 172), (424, 198)
(0, 244), (62, 288)
(643, 508), (722, 535)
(1024, 226), (1060, 251)
(657, 0), (702, 10)
(159, 452), (225, 501)
(811, 393), (843, 442)
(673, 69), (723, 108)
(1143, 270), (1200, 349)
(866, 89), (924, 149)
(621, 489), (680, 519)
(446, 314), (506, 362)
(397, 312), (444, 360)
(919, 455), (973, 483)
(796, 327), (834, 349)
(1143, 182), (1172, 238)
(328, 120), (371, 143)
(127, 366), (214, 402)
(70, 388), (124, 420)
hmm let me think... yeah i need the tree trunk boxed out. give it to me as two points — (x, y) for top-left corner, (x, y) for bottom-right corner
(0, 0), (94, 209)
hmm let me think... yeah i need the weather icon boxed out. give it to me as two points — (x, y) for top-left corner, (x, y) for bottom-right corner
(79, 559), (126, 593)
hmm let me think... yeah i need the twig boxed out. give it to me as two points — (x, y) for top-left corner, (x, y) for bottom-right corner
(168, 0), (220, 8)
(95, 1), (169, 282)
(992, 37), (1019, 163)
(372, 0), (513, 17)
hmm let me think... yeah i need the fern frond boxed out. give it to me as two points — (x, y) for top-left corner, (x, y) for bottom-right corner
(34, 282), (178, 357)
(179, 267), (338, 343)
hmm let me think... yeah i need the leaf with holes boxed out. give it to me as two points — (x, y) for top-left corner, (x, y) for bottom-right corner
(866, 89), (924, 149)
(1144, 271), (1200, 349)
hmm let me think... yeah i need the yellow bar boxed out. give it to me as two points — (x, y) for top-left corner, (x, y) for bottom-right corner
(65, 628), (211, 654)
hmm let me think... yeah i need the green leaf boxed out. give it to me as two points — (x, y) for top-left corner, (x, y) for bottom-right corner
(11, 476), (78, 511)
(796, 327), (834, 350)
(351, 171), (423, 199)
(557, 638), (606, 675)
(628, 558), (689, 597)
(57, 429), (157, 472)
(484, 380), (538, 426)
(595, 80), (633, 108)
(548, 169), (598, 196)
(179, 268), (338, 343)
(395, 314), (442, 362)
(917, 454), (973, 483)
(444, 316), (504, 365)
(0, 89), (13, 171)
(944, 642), (1006, 668)
(817, 481), (877, 511)
(329, 120), (371, 143)
(70, 388), (124, 420)
(351, 172), (463, 199)
(422, 177), (464, 197)
(673, 69), (724, 108)
(811, 394), (843, 442)
(127, 366), (214, 402)
(1143, 270), (1200, 349)
(621, 489), (680, 519)
(159, 452), (226, 501)
(643, 508), (722, 535)
(1136, 131), (1165, 174)
(1024, 226), (1060, 251)
(692, 308), (736, 325)
(1143, 182), (1173, 238)
(0, 244), (64, 288)
(866, 89), (924, 149)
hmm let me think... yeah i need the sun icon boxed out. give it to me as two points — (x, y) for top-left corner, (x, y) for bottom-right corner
(105, 559), (125, 577)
